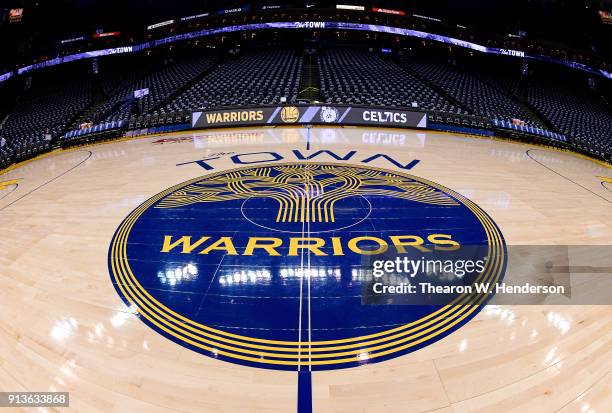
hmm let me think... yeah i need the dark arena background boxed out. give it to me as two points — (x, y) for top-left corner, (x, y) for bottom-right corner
(0, 1), (611, 412)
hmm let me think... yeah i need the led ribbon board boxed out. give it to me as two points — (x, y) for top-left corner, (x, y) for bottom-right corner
(7, 21), (611, 81)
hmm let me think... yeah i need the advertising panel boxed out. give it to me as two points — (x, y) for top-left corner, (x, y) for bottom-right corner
(9, 8), (24, 23)
(147, 20), (174, 30)
(192, 106), (427, 129)
(372, 8), (406, 16)
(336, 5), (365, 11)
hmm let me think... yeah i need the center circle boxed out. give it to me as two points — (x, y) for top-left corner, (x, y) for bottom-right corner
(108, 162), (506, 371)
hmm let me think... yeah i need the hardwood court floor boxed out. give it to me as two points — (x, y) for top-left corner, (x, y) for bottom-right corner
(0, 126), (610, 412)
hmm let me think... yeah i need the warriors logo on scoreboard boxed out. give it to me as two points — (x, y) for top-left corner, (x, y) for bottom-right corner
(280, 106), (300, 123)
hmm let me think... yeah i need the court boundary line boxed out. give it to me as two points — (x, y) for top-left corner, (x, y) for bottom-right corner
(0, 182), (18, 201)
(526, 149), (611, 204)
(0, 150), (92, 212)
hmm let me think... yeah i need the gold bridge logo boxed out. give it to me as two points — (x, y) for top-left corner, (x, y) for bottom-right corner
(155, 164), (458, 223)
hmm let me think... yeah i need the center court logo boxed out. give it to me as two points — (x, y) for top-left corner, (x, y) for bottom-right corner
(108, 163), (506, 370)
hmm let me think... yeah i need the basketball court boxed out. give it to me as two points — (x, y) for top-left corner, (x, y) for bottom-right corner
(0, 126), (610, 412)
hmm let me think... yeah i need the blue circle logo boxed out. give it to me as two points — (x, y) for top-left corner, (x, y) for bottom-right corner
(109, 163), (506, 370)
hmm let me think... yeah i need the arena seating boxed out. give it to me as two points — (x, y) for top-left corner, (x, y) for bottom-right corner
(164, 49), (302, 112)
(319, 49), (462, 113)
(0, 47), (610, 167)
(406, 60), (545, 128)
(1, 79), (92, 160)
(0, 142), (12, 170)
(89, 56), (215, 124)
(477, 73), (522, 99)
(527, 82), (612, 156)
(88, 66), (148, 125)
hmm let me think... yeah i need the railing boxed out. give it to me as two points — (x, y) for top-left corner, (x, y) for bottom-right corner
(62, 120), (127, 140)
(491, 119), (567, 142)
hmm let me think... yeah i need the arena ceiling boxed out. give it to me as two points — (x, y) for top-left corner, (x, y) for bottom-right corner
(1, 0), (610, 67)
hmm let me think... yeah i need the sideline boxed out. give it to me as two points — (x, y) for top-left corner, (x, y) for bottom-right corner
(1, 125), (610, 177)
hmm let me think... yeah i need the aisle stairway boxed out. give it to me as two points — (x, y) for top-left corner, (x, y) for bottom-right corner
(298, 53), (322, 103)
